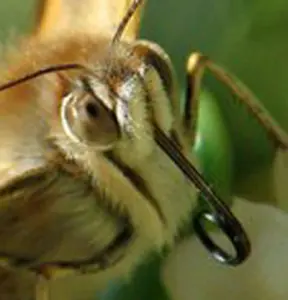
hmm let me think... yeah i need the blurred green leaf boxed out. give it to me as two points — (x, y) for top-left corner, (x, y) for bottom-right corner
(0, 0), (36, 41)
(140, 0), (288, 185)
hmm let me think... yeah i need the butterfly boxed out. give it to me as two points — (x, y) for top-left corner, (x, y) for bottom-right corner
(0, 0), (287, 299)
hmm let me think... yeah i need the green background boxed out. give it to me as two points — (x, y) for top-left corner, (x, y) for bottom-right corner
(0, 1), (287, 299)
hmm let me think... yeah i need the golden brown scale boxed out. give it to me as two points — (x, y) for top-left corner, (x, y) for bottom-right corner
(35, 0), (143, 40)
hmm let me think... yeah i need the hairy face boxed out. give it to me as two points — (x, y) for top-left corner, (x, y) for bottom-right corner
(0, 36), (196, 279)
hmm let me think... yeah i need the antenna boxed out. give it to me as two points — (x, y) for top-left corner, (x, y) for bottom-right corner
(0, 1), (144, 92)
(0, 64), (85, 92)
(111, 0), (143, 45)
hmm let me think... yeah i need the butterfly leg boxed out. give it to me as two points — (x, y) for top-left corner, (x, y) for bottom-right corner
(180, 52), (288, 265)
(182, 52), (288, 150)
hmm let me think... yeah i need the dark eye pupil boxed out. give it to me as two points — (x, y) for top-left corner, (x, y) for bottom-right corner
(85, 102), (99, 118)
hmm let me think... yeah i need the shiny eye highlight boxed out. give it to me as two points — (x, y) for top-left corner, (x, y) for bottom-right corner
(61, 90), (120, 150)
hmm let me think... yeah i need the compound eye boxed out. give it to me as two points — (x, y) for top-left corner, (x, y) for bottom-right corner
(61, 91), (119, 150)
